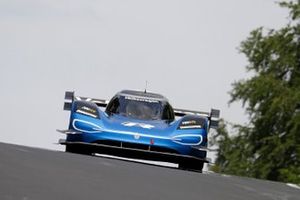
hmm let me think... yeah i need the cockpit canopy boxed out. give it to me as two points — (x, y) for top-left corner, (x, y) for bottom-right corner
(106, 91), (175, 121)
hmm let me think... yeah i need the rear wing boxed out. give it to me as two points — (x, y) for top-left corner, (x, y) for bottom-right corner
(63, 91), (109, 111)
(174, 108), (220, 129)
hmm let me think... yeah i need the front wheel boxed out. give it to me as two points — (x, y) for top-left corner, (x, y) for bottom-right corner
(178, 160), (204, 172)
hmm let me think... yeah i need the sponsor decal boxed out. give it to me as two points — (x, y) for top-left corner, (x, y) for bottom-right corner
(125, 96), (159, 103)
(181, 120), (197, 125)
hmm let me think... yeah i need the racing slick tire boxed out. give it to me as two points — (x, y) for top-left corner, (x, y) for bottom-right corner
(178, 160), (204, 172)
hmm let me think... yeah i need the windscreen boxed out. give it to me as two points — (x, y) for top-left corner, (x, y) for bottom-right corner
(107, 95), (164, 120)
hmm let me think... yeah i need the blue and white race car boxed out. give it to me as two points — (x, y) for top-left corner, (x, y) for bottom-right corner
(58, 90), (220, 171)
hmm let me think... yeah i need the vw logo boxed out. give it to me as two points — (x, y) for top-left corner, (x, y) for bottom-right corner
(134, 134), (141, 139)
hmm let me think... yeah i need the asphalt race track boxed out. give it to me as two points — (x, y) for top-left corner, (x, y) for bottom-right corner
(0, 142), (299, 200)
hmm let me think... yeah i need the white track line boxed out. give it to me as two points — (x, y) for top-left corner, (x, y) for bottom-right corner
(286, 183), (300, 190)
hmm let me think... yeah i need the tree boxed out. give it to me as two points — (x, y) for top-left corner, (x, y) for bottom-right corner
(210, 120), (254, 177)
(212, 1), (300, 183)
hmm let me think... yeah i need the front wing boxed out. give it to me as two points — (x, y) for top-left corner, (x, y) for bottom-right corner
(59, 139), (210, 164)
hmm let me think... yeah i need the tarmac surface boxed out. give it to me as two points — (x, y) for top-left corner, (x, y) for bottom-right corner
(0, 142), (299, 200)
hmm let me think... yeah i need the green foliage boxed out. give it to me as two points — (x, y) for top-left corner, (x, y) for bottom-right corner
(210, 120), (254, 177)
(211, 1), (300, 184)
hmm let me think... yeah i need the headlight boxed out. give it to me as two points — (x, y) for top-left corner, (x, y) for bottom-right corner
(177, 118), (206, 130)
(74, 101), (100, 118)
(72, 119), (102, 133)
(172, 134), (203, 145)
